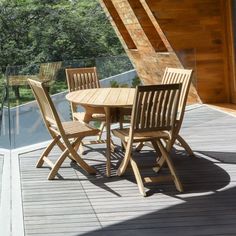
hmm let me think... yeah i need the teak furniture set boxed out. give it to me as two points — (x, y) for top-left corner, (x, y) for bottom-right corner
(29, 66), (193, 196)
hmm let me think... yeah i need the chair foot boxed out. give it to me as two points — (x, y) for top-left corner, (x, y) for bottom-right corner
(153, 157), (165, 173)
(130, 158), (146, 197)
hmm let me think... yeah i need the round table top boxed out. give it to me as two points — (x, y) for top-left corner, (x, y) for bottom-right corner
(66, 87), (135, 108)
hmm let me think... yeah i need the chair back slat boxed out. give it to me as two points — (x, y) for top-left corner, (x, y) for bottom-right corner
(145, 90), (155, 128)
(66, 67), (100, 92)
(139, 91), (149, 129)
(39, 62), (62, 82)
(131, 84), (182, 134)
(28, 79), (62, 133)
(161, 68), (193, 120)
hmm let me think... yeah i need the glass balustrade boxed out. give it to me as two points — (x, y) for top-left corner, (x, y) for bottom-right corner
(0, 52), (197, 151)
(0, 54), (135, 150)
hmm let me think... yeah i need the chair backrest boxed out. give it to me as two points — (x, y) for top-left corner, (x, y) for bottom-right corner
(39, 61), (62, 82)
(130, 84), (182, 137)
(65, 67), (100, 92)
(161, 67), (193, 121)
(28, 79), (63, 135)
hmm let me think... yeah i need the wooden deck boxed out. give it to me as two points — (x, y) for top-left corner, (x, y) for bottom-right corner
(1, 104), (236, 235)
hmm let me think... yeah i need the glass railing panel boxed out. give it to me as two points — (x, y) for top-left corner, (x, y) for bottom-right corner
(5, 63), (49, 148)
(3, 52), (199, 149)
(5, 54), (135, 149)
(0, 68), (10, 149)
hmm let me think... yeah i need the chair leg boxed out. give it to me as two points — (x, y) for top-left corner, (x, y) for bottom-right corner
(117, 140), (133, 176)
(56, 139), (66, 152)
(119, 119), (126, 151)
(121, 140), (127, 150)
(156, 140), (183, 192)
(135, 142), (144, 152)
(47, 138), (96, 180)
(153, 156), (165, 173)
(48, 148), (69, 180)
(78, 142), (85, 155)
(56, 139), (75, 162)
(135, 141), (153, 152)
(151, 140), (162, 157)
(153, 135), (193, 173)
(130, 157), (146, 197)
(64, 138), (96, 175)
(74, 139), (82, 151)
(152, 139), (171, 173)
(97, 121), (105, 141)
(36, 136), (60, 168)
(110, 139), (116, 152)
(176, 134), (194, 156)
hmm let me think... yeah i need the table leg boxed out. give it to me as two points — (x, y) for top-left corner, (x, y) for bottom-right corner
(104, 107), (111, 177)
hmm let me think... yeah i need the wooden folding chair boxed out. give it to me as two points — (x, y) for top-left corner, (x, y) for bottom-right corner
(161, 68), (193, 154)
(7, 61), (62, 98)
(66, 67), (108, 148)
(28, 79), (99, 180)
(136, 68), (194, 156)
(112, 84), (183, 196)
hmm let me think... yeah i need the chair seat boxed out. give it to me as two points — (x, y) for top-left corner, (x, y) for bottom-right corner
(62, 121), (100, 138)
(112, 128), (170, 142)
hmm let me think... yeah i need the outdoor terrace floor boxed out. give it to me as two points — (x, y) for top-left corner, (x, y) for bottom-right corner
(1, 104), (236, 235)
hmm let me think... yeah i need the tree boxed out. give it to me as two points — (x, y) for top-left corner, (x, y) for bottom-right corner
(0, 0), (123, 70)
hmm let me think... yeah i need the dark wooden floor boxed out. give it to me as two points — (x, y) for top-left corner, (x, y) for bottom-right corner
(3, 105), (236, 235)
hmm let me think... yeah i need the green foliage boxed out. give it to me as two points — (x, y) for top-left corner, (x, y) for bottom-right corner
(50, 80), (67, 94)
(0, 0), (134, 107)
(8, 86), (34, 107)
(131, 76), (141, 88)
(0, 0), (124, 70)
(110, 80), (128, 88)
(110, 80), (119, 88)
(96, 55), (133, 79)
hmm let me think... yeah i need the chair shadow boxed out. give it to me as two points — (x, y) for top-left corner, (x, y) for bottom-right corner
(75, 148), (235, 236)
(197, 150), (236, 164)
(30, 145), (235, 236)
(78, 185), (236, 236)
(128, 147), (231, 196)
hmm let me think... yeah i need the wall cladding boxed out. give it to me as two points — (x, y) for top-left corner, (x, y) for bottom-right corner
(100, 0), (235, 104)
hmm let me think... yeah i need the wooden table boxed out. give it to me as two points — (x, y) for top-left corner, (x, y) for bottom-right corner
(66, 87), (135, 177)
